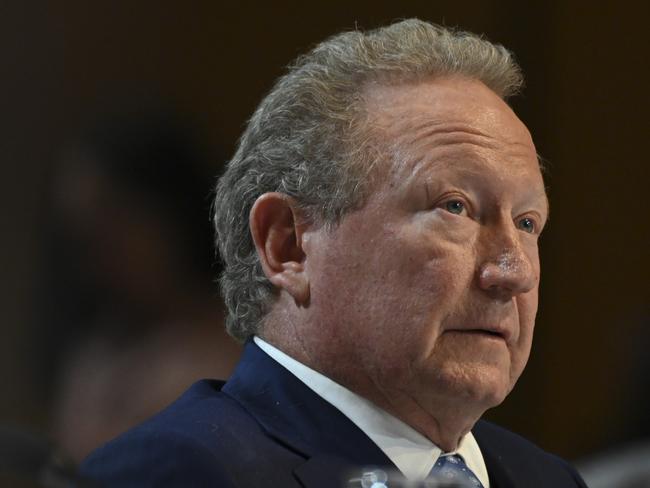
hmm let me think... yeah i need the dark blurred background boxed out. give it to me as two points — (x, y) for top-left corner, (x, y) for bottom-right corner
(0, 0), (648, 482)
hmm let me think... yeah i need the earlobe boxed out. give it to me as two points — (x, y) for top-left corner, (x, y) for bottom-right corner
(249, 193), (310, 305)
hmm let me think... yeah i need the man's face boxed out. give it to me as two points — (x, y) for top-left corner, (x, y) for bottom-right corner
(302, 76), (548, 415)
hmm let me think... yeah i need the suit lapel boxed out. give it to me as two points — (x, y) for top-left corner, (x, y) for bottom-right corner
(222, 342), (393, 486)
(473, 421), (518, 488)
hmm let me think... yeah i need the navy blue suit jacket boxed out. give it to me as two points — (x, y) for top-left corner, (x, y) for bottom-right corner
(80, 342), (588, 487)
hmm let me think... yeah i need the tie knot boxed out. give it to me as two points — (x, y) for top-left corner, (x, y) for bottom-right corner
(428, 454), (484, 487)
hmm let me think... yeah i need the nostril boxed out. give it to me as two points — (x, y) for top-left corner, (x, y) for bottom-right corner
(484, 283), (516, 302)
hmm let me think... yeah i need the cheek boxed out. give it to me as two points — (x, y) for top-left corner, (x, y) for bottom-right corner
(517, 287), (539, 340)
(360, 241), (478, 377)
(307, 214), (479, 370)
(509, 290), (538, 380)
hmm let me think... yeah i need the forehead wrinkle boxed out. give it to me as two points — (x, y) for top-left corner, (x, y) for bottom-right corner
(365, 82), (540, 205)
(380, 116), (535, 173)
(390, 134), (536, 186)
(384, 115), (500, 149)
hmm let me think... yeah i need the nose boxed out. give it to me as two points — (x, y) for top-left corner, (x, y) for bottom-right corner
(477, 232), (538, 300)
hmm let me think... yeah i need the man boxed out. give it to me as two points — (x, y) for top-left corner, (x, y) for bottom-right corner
(81, 19), (588, 487)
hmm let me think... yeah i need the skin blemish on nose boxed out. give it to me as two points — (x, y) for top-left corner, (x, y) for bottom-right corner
(497, 250), (520, 274)
(479, 250), (521, 285)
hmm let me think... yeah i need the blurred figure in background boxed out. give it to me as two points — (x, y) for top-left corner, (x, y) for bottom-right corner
(36, 109), (241, 462)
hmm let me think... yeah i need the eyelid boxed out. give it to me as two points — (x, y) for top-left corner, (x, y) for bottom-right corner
(434, 192), (473, 215)
(515, 212), (546, 235)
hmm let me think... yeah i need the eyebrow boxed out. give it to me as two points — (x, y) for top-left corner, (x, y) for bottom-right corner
(536, 152), (551, 219)
(537, 152), (550, 174)
(417, 160), (551, 220)
(540, 191), (551, 221)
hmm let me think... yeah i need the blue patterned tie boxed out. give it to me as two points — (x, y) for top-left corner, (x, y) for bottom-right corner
(427, 454), (485, 487)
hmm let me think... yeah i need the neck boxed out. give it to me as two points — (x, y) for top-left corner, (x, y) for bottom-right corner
(261, 333), (483, 452)
(261, 303), (488, 452)
(371, 391), (483, 452)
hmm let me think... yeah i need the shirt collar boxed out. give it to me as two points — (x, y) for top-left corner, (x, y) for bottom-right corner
(254, 337), (489, 486)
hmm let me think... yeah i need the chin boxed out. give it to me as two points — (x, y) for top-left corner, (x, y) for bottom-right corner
(430, 360), (514, 410)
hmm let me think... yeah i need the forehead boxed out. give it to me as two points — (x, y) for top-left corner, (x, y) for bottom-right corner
(362, 76), (544, 202)
(364, 76), (534, 145)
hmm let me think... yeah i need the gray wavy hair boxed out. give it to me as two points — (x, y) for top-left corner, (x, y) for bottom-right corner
(213, 18), (523, 342)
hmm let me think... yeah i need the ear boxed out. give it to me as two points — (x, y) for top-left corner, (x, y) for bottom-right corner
(249, 192), (310, 305)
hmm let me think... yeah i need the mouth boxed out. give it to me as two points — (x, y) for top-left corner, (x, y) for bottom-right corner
(446, 327), (510, 342)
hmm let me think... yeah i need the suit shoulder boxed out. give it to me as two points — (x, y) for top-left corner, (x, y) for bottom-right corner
(473, 420), (588, 487)
(81, 427), (235, 487)
(79, 380), (256, 487)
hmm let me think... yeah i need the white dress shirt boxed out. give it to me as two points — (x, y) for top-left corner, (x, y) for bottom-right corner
(254, 336), (490, 486)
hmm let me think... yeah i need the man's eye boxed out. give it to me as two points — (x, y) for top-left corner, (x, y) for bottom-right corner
(517, 217), (536, 234)
(444, 200), (466, 215)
